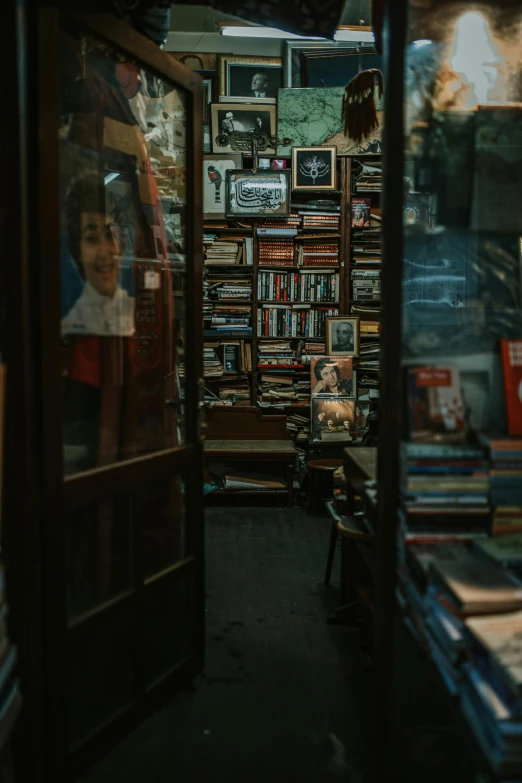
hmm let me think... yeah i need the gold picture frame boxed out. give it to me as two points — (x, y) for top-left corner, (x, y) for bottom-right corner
(218, 55), (283, 104)
(325, 316), (360, 357)
(292, 146), (338, 191)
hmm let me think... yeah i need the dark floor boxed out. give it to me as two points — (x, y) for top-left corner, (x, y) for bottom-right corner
(81, 505), (372, 783)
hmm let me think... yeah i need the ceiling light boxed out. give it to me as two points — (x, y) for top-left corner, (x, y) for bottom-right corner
(220, 25), (324, 40)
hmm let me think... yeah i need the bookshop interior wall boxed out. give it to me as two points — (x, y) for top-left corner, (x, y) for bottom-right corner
(169, 25), (385, 495)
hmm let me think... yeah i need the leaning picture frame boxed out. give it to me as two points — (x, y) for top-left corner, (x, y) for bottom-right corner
(292, 146), (337, 191)
(218, 54), (282, 103)
(211, 103), (277, 154)
(325, 316), (360, 357)
(203, 154), (243, 219)
(225, 169), (291, 219)
(282, 40), (376, 88)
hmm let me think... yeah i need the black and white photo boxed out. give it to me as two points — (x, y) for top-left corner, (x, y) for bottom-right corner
(218, 55), (282, 103)
(211, 104), (276, 154)
(326, 316), (360, 357)
(292, 146), (337, 191)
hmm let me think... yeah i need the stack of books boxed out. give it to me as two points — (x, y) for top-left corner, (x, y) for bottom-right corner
(397, 538), (522, 776)
(298, 241), (339, 268)
(204, 236), (244, 266)
(203, 343), (224, 379)
(258, 239), (295, 266)
(205, 303), (252, 335)
(258, 305), (339, 338)
(399, 443), (491, 542)
(257, 271), (340, 302)
(351, 269), (381, 303)
(301, 212), (340, 231)
(353, 163), (382, 193)
(204, 271), (252, 301)
(300, 342), (326, 362)
(352, 227), (382, 267)
(479, 436), (522, 536)
(258, 370), (310, 406)
(257, 341), (295, 365)
(286, 412), (311, 444)
(213, 375), (252, 405)
(358, 340), (380, 374)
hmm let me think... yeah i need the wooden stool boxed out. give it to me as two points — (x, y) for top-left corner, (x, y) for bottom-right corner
(307, 459), (343, 515)
(325, 513), (373, 587)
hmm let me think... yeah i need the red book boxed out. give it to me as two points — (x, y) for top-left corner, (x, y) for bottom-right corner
(501, 339), (522, 435)
(276, 275), (281, 302)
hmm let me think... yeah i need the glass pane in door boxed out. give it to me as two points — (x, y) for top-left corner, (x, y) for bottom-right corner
(59, 31), (189, 477)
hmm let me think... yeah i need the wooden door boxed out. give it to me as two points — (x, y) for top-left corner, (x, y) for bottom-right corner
(37, 11), (204, 778)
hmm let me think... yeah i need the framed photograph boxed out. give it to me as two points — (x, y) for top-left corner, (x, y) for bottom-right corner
(277, 87), (383, 157)
(211, 103), (276, 154)
(311, 398), (356, 443)
(310, 356), (355, 398)
(283, 40), (377, 88)
(218, 55), (282, 103)
(170, 52), (218, 72)
(292, 146), (337, 191)
(203, 154), (243, 219)
(326, 316), (360, 357)
(302, 50), (383, 89)
(225, 169), (291, 219)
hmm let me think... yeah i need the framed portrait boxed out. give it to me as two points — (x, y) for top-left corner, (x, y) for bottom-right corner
(311, 398), (356, 443)
(225, 169), (291, 219)
(218, 55), (282, 103)
(211, 103), (276, 154)
(61, 166), (137, 338)
(203, 154), (243, 219)
(170, 52), (218, 72)
(326, 316), (360, 357)
(310, 356), (355, 398)
(292, 146), (337, 191)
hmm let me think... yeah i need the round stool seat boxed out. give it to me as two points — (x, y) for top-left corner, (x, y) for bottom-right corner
(307, 458), (343, 472)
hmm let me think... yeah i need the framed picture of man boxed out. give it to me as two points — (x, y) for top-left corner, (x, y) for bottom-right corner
(218, 55), (282, 104)
(310, 356), (355, 398)
(326, 316), (360, 357)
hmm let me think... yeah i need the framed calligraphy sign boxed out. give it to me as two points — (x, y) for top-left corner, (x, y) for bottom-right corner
(225, 169), (291, 219)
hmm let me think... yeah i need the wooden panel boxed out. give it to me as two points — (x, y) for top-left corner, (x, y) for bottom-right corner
(204, 405), (290, 440)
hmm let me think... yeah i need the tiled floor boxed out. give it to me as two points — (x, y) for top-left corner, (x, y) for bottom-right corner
(81, 505), (372, 783)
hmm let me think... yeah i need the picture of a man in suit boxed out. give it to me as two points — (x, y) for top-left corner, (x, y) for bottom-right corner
(251, 71), (270, 98)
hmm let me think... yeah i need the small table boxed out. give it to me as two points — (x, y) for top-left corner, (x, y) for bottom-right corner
(343, 447), (377, 516)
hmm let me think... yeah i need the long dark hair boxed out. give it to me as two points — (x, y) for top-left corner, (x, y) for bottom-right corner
(343, 69), (384, 143)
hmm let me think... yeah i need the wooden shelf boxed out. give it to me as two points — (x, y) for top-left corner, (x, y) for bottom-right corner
(258, 300), (339, 306)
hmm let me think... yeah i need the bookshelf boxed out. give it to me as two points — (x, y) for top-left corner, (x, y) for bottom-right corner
(203, 156), (382, 450)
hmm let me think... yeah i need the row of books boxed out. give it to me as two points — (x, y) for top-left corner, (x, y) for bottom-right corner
(258, 306), (339, 339)
(258, 240), (340, 268)
(257, 271), (340, 303)
(397, 537), (522, 777)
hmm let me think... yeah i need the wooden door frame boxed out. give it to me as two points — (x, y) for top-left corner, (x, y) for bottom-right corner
(36, 9), (204, 779)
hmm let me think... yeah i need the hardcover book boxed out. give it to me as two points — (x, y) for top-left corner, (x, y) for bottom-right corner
(501, 339), (522, 436)
(407, 366), (466, 443)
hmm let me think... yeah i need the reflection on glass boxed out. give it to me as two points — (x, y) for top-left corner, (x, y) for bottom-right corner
(60, 34), (188, 475)
(402, 2), (522, 436)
